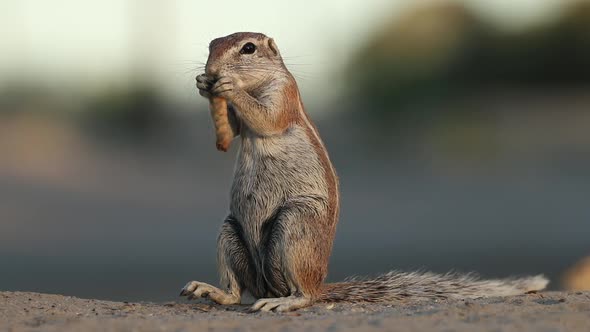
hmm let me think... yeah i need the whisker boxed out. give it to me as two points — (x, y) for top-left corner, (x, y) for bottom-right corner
(227, 63), (315, 82)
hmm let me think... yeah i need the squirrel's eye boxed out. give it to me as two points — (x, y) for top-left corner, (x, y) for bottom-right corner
(240, 42), (256, 55)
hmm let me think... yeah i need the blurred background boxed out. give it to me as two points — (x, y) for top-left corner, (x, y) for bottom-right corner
(1, 0), (590, 302)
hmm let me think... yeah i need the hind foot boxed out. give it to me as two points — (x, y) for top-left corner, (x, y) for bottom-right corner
(250, 295), (312, 312)
(180, 281), (240, 305)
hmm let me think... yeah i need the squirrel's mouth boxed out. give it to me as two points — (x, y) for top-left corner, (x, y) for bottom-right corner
(206, 76), (217, 85)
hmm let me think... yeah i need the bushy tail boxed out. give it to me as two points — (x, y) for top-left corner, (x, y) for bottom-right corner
(318, 271), (548, 303)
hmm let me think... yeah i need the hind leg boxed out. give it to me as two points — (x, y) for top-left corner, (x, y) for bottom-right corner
(250, 295), (313, 312)
(251, 199), (334, 312)
(180, 215), (256, 305)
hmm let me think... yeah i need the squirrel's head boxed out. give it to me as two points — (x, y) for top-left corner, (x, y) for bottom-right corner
(205, 32), (287, 91)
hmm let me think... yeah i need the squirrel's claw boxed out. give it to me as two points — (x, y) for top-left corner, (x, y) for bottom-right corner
(250, 296), (312, 313)
(196, 74), (213, 97)
(210, 76), (236, 100)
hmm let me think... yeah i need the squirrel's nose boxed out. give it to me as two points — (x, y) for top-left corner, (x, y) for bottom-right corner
(205, 62), (219, 77)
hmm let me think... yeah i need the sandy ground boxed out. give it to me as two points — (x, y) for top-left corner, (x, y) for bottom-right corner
(1, 291), (589, 331)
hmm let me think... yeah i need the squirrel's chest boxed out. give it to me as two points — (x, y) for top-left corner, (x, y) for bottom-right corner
(231, 145), (284, 219)
(229, 126), (327, 223)
(230, 133), (300, 216)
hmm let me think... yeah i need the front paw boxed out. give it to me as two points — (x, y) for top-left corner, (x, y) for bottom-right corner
(196, 74), (213, 98)
(211, 76), (237, 100)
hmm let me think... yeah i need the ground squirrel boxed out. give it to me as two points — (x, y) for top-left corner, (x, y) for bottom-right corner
(180, 32), (549, 312)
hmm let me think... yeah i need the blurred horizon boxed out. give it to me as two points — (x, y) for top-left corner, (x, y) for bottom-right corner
(1, 0), (590, 302)
(0, 0), (578, 104)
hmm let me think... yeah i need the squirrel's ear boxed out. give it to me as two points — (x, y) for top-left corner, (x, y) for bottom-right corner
(267, 38), (280, 57)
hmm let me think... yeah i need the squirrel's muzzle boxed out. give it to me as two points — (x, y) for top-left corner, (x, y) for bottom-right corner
(205, 54), (220, 77)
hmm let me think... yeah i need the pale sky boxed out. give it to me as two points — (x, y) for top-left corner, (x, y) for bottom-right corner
(0, 0), (568, 102)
